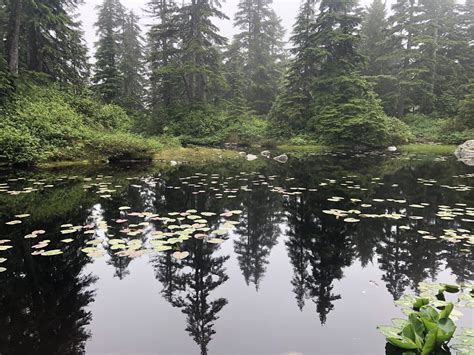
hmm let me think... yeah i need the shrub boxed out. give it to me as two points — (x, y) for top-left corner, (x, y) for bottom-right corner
(402, 114), (474, 144)
(312, 99), (391, 148)
(0, 85), (165, 165)
(458, 83), (474, 129)
(385, 117), (414, 145)
(94, 104), (131, 131)
(223, 116), (268, 146)
(85, 131), (163, 161)
(0, 123), (42, 165)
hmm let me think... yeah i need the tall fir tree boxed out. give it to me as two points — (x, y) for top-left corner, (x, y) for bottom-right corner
(178, 0), (228, 105)
(458, 0), (474, 89)
(360, 0), (399, 115)
(120, 11), (146, 112)
(273, 0), (393, 147)
(231, 0), (285, 115)
(387, 0), (424, 117)
(271, 0), (318, 133)
(146, 0), (181, 124)
(415, 0), (465, 115)
(92, 0), (125, 103)
(3, 0), (89, 85)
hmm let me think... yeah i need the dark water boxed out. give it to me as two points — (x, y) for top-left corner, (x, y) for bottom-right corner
(0, 151), (472, 355)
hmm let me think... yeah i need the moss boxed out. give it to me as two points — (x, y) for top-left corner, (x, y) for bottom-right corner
(276, 145), (328, 153)
(154, 146), (241, 163)
(399, 144), (456, 154)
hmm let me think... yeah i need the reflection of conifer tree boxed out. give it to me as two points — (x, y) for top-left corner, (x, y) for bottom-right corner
(233, 185), (281, 289)
(153, 252), (186, 302)
(376, 226), (412, 300)
(285, 194), (354, 324)
(153, 239), (229, 355)
(443, 246), (474, 284)
(0, 221), (96, 354)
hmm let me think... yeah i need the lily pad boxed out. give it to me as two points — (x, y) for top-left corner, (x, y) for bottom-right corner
(41, 250), (63, 256)
(172, 251), (190, 260)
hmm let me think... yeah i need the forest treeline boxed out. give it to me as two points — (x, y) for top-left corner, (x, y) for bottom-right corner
(0, 0), (473, 165)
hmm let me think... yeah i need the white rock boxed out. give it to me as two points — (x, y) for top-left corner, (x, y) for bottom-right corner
(387, 146), (397, 152)
(246, 154), (258, 161)
(261, 150), (271, 158)
(455, 140), (474, 166)
(274, 154), (289, 164)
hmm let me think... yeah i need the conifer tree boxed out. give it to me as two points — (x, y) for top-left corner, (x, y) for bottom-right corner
(146, 0), (181, 119)
(271, 0), (318, 133)
(178, 0), (228, 105)
(387, 0), (422, 117)
(3, 0), (89, 85)
(415, 0), (464, 115)
(93, 0), (125, 103)
(360, 0), (399, 115)
(231, 0), (285, 114)
(120, 11), (146, 112)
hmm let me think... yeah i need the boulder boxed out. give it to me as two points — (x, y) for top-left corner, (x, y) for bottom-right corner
(246, 154), (258, 161)
(387, 146), (397, 152)
(274, 154), (289, 164)
(261, 150), (271, 158)
(455, 140), (474, 166)
(239, 151), (247, 157)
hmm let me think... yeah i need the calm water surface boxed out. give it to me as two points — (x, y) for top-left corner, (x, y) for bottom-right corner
(0, 151), (472, 355)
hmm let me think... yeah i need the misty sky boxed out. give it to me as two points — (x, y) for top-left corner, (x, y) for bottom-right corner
(79, 0), (396, 53)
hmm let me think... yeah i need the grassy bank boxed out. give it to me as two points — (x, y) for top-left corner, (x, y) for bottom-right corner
(399, 144), (457, 154)
(154, 147), (241, 163)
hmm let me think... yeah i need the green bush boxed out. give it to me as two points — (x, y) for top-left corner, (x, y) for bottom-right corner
(288, 135), (321, 146)
(385, 117), (414, 145)
(223, 116), (268, 146)
(402, 114), (473, 144)
(94, 104), (131, 131)
(85, 131), (163, 161)
(458, 83), (474, 129)
(0, 85), (165, 165)
(312, 99), (391, 148)
(0, 123), (42, 165)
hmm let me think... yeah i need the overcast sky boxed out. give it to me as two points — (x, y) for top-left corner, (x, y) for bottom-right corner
(79, 0), (398, 53)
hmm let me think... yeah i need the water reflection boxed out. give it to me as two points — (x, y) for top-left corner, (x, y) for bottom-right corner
(0, 189), (97, 354)
(285, 193), (354, 324)
(234, 184), (282, 289)
(0, 153), (472, 354)
(154, 239), (229, 355)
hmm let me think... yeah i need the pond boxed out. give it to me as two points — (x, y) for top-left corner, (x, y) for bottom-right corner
(0, 150), (472, 355)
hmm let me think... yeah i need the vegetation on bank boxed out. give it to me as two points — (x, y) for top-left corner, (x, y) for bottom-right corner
(0, 0), (473, 166)
(0, 84), (169, 165)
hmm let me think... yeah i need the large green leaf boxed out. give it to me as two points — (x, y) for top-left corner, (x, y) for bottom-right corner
(413, 297), (430, 311)
(421, 328), (437, 355)
(408, 313), (425, 339)
(436, 318), (456, 346)
(392, 318), (408, 329)
(420, 305), (439, 322)
(387, 336), (419, 350)
(421, 317), (437, 332)
(438, 303), (453, 320)
(377, 325), (400, 338)
(402, 324), (416, 342)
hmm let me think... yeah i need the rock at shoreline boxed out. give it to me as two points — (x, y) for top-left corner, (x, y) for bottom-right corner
(246, 154), (258, 161)
(274, 154), (288, 164)
(455, 140), (474, 166)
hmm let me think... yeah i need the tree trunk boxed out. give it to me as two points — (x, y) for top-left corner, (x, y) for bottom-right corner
(6, 0), (22, 76)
